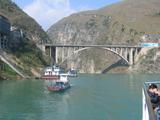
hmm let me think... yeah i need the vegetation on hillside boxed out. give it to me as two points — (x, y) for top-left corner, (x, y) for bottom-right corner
(8, 37), (48, 76)
(0, 60), (18, 80)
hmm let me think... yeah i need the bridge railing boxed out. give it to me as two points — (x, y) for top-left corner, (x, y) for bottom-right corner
(43, 44), (143, 48)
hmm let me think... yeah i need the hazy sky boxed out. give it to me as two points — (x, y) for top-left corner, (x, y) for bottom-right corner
(12, 0), (121, 30)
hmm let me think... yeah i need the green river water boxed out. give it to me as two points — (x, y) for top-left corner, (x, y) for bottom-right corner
(0, 74), (160, 120)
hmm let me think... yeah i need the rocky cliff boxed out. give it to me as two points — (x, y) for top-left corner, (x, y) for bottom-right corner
(132, 47), (160, 73)
(47, 0), (160, 73)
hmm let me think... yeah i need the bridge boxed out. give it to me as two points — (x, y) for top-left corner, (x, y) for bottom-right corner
(40, 44), (142, 66)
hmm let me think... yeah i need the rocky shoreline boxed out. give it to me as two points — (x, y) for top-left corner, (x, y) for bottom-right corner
(0, 75), (8, 80)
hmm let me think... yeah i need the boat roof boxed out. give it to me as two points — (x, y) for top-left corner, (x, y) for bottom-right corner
(144, 81), (160, 88)
(60, 73), (69, 76)
(144, 81), (160, 84)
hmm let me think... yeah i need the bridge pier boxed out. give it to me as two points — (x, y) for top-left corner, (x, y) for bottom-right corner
(135, 48), (138, 57)
(55, 47), (58, 64)
(129, 48), (133, 65)
(125, 48), (128, 61)
(115, 47), (117, 52)
(49, 46), (56, 65)
(120, 48), (123, 56)
(61, 47), (64, 63)
(134, 48), (138, 61)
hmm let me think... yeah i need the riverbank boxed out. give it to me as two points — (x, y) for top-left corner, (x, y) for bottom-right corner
(0, 75), (8, 80)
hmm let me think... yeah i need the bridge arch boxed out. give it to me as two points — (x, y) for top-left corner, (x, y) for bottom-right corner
(59, 47), (129, 65)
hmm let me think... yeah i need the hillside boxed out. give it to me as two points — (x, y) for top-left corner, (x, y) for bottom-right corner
(0, 0), (50, 79)
(99, 0), (160, 34)
(47, 0), (160, 73)
(0, 0), (49, 43)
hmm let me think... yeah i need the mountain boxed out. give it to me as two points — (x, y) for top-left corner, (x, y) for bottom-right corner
(47, 0), (160, 73)
(0, 0), (50, 79)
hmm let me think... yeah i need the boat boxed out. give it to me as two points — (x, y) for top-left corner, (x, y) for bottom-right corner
(142, 82), (160, 120)
(47, 74), (70, 91)
(41, 65), (63, 80)
(42, 66), (70, 92)
(67, 68), (77, 77)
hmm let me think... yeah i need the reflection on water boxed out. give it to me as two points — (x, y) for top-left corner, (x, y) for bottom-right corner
(0, 74), (160, 120)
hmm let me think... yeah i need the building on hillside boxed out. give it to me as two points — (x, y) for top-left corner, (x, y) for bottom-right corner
(140, 34), (160, 47)
(0, 15), (11, 49)
(9, 26), (25, 50)
(141, 34), (160, 43)
(10, 26), (24, 40)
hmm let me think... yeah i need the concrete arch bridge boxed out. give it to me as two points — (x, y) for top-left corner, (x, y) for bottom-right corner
(42, 44), (142, 66)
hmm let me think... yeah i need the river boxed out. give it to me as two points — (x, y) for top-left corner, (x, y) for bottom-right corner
(0, 74), (160, 120)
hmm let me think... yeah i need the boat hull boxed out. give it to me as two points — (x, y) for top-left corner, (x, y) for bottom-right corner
(68, 74), (77, 77)
(41, 75), (60, 80)
(47, 83), (70, 92)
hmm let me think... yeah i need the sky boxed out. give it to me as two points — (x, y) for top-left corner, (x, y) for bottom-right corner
(12, 0), (121, 31)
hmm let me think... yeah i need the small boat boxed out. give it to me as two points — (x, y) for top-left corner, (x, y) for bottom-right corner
(42, 66), (70, 92)
(46, 74), (70, 92)
(142, 82), (160, 120)
(68, 68), (77, 77)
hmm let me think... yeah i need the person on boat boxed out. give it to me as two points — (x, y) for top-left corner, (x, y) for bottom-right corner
(148, 84), (160, 111)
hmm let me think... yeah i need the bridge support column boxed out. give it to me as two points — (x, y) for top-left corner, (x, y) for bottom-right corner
(125, 48), (128, 61)
(134, 48), (139, 63)
(115, 48), (118, 53)
(129, 48), (133, 65)
(67, 48), (70, 58)
(61, 47), (64, 63)
(49, 46), (56, 65)
(120, 48), (123, 56)
(49, 46), (52, 65)
(49, 46), (52, 58)
(55, 47), (58, 64)
(49, 46), (54, 66)
(134, 48), (138, 58)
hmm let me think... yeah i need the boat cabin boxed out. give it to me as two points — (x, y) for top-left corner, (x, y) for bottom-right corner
(44, 66), (62, 76)
(59, 74), (68, 83)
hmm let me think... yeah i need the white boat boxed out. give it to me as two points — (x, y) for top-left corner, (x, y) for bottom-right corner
(41, 65), (63, 80)
(68, 68), (77, 77)
(142, 82), (160, 120)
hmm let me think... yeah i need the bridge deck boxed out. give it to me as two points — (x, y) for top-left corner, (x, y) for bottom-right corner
(44, 44), (142, 48)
